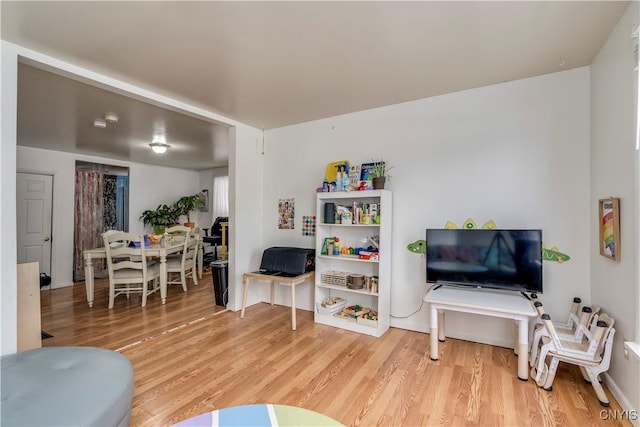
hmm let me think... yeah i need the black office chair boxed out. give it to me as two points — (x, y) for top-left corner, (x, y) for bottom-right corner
(203, 216), (228, 261)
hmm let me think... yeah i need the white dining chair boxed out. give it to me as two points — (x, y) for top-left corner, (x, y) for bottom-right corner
(163, 225), (191, 262)
(166, 229), (199, 291)
(165, 225), (191, 238)
(102, 231), (160, 309)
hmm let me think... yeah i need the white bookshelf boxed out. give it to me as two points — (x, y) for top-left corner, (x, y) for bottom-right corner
(314, 190), (392, 337)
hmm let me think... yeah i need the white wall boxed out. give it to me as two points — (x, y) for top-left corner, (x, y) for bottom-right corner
(590, 1), (640, 417)
(1, 41), (19, 355)
(195, 126), (264, 313)
(228, 126), (264, 312)
(197, 165), (229, 229)
(263, 67), (592, 347)
(17, 146), (202, 288)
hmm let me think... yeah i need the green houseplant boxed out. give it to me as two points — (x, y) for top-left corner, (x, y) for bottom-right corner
(173, 193), (204, 228)
(370, 160), (393, 190)
(139, 204), (177, 234)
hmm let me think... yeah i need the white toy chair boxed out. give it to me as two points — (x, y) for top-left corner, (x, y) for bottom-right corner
(529, 300), (600, 367)
(528, 296), (580, 340)
(531, 312), (615, 407)
(549, 297), (583, 332)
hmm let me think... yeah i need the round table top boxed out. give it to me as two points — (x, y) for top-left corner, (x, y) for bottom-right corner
(174, 403), (343, 427)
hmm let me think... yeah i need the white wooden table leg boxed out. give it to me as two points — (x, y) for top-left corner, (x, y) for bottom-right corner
(438, 310), (445, 342)
(160, 253), (168, 304)
(240, 275), (249, 318)
(84, 257), (94, 308)
(291, 283), (296, 330)
(430, 306), (439, 361)
(517, 318), (529, 381)
(270, 282), (275, 305)
(197, 245), (204, 279)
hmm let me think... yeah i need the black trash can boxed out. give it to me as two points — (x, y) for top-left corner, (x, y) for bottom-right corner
(210, 260), (228, 306)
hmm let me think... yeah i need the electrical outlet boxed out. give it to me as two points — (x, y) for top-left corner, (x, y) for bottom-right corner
(623, 338), (630, 359)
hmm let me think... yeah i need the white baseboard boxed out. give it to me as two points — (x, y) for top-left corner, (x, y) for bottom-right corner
(442, 330), (514, 349)
(602, 373), (640, 427)
(390, 317), (428, 333)
(388, 318), (513, 348)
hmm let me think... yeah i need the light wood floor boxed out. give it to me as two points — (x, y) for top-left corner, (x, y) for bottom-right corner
(41, 271), (227, 350)
(41, 274), (629, 427)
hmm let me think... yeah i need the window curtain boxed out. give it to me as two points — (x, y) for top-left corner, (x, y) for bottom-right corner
(73, 171), (106, 281)
(102, 175), (118, 231)
(212, 175), (229, 219)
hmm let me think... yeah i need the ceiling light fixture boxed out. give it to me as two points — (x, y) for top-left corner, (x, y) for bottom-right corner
(149, 142), (171, 154)
(93, 118), (107, 128)
(104, 113), (119, 123)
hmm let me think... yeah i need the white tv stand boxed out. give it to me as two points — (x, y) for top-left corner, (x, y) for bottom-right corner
(423, 285), (537, 380)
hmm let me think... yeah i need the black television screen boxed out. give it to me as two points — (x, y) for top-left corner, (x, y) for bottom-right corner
(426, 229), (543, 293)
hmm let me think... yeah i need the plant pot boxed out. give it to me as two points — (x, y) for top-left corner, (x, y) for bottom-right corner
(372, 177), (386, 190)
(153, 225), (166, 235)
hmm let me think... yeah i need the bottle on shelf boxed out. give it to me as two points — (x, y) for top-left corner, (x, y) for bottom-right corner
(342, 165), (349, 190)
(335, 166), (343, 191)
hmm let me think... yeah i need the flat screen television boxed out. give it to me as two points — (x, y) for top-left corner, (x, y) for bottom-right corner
(426, 229), (543, 293)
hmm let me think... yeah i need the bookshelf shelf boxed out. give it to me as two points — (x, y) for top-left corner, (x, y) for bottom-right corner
(316, 255), (379, 264)
(316, 282), (379, 296)
(318, 223), (380, 227)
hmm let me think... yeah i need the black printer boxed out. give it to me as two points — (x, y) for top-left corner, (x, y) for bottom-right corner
(257, 247), (315, 277)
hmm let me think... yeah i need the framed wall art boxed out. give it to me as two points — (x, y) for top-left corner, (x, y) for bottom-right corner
(197, 189), (209, 212)
(599, 197), (620, 261)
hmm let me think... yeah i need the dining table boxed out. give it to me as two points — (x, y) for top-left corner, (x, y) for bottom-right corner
(82, 241), (185, 307)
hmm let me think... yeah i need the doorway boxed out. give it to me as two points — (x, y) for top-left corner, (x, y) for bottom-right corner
(72, 161), (129, 282)
(16, 172), (53, 276)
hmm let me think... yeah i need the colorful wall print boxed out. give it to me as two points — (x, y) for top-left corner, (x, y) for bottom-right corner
(278, 198), (295, 229)
(302, 215), (316, 236)
(599, 197), (620, 261)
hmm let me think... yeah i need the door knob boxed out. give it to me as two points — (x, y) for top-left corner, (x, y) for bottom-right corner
(43, 237), (50, 242)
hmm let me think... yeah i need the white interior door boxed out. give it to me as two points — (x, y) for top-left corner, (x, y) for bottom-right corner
(17, 173), (53, 275)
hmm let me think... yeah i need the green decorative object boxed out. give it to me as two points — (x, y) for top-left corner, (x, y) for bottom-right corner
(406, 218), (571, 263)
(407, 239), (426, 255)
(139, 204), (178, 234)
(369, 159), (394, 180)
(173, 193), (205, 225)
(542, 246), (571, 263)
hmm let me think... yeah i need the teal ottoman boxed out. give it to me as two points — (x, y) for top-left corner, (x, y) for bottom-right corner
(1, 346), (134, 426)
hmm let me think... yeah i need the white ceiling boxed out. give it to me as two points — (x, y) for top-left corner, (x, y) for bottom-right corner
(1, 1), (630, 170)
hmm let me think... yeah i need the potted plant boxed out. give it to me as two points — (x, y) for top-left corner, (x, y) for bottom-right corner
(173, 193), (204, 228)
(370, 160), (393, 190)
(139, 204), (176, 234)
